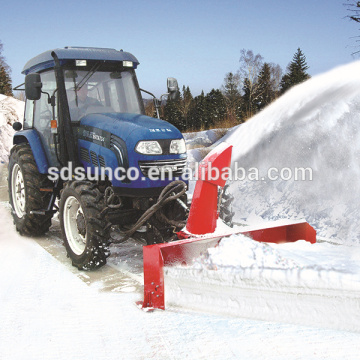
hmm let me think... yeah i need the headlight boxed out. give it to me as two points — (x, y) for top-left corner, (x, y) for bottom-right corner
(170, 139), (186, 154)
(135, 141), (162, 155)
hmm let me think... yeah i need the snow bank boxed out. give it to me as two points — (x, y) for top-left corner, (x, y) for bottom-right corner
(221, 60), (360, 244)
(165, 232), (360, 331)
(0, 95), (24, 163)
(184, 128), (227, 166)
(194, 233), (298, 270)
(184, 128), (227, 149)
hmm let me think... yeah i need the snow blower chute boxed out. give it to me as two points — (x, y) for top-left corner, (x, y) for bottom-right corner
(140, 142), (316, 310)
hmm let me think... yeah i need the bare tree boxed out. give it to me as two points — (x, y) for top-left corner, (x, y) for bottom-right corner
(345, 0), (360, 22)
(269, 63), (283, 96)
(238, 49), (263, 87)
(345, 1), (360, 55)
(238, 49), (263, 119)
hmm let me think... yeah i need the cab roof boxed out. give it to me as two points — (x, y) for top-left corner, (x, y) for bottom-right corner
(22, 46), (140, 75)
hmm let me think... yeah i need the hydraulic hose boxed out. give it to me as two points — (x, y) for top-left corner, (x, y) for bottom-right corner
(111, 180), (188, 243)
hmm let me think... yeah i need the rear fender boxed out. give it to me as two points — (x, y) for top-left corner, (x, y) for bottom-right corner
(13, 129), (49, 174)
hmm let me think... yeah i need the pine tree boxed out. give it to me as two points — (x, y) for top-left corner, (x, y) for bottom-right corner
(188, 91), (207, 130)
(222, 72), (240, 102)
(222, 72), (243, 123)
(257, 63), (275, 111)
(163, 91), (185, 131)
(180, 85), (193, 130)
(280, 48), (310, 94)
(205, 89), (227, 128)
(0, 40), (13, 96)
(242, 77), (259, 119)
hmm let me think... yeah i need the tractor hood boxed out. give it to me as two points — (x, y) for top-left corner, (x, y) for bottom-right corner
(79, 113), (183, 142)
(77, 112), (187, 191)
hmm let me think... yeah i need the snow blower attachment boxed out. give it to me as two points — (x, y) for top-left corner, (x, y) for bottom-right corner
(140, 143), (316, 310)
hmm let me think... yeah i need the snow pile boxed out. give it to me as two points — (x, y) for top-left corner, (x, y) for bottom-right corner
(184, 129), (227, 165)
(194, 233), (299, 270)
(184, 128), (227, 149)
(0, 95), (24, 163)
(165, 233), (360, 331)
(221, 60), (360, 244)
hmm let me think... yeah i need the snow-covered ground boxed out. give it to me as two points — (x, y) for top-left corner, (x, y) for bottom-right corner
(165, 231), (360, 332)
(1, 202), (360, 360)
(2, 58), (360, 360)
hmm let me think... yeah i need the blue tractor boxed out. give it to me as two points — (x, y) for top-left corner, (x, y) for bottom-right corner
(9, 47), (190, 270)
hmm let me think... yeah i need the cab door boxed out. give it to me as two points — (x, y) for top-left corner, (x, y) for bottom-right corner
(32, 70), (59, 167)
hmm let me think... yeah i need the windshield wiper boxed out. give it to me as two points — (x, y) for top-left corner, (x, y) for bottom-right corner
(76, 61), (102, 90)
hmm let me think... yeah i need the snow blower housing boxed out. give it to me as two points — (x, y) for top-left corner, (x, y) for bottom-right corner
(9, 47), (189, 269)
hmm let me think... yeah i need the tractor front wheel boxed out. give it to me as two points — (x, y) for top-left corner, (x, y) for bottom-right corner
(59, 181), (110, 270)
(8, 143), (53, 236)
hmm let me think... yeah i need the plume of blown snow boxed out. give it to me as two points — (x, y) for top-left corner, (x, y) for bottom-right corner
(222, 60), (360, 244)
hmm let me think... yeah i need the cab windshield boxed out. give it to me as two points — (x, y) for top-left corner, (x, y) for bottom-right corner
(64, 67), (145, 121)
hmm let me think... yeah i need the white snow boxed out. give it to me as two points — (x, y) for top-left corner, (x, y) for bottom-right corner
(163, 60), (360, 332)
(1, 59), (360, 359)
(0, 95), (24, 163)
(221, 60), (360, 244)
(1, 204), (360, 360)
(165, 233), (360, 331)
(183, 128), (227, 149)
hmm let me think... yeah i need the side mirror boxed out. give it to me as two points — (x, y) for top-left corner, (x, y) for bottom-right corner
(167, 77), (179, 101)
(13, 122), (22, 131)
(25, 73), (42, 100)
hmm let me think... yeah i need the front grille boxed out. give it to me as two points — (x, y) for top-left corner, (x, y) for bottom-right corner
(90, 151), (98, 167)
(138, 159), (187, 178)
(80, 147), (91, 164)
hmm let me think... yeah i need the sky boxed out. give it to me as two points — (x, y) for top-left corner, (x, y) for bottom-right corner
(0, 0), (358, 98)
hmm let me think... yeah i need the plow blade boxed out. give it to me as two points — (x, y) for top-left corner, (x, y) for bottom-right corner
(140, 219), (316, 310)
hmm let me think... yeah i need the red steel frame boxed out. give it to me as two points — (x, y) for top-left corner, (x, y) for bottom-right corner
(139, 143), (316, 310)
(141, 221), (316, 310)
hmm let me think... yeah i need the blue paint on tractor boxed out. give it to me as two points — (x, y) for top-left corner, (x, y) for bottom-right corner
(13, 129), (49, 174)
(78, 113), (188, 190)
(80, 112), (182, 142)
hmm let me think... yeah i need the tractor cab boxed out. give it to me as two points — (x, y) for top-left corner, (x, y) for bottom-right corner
(20, 48), (183, 174)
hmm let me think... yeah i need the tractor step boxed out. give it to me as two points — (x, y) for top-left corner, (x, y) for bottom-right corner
(30, 209), (58, 216)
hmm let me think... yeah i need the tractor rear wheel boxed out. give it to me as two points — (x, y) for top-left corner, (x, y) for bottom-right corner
(59, 181), (111, 270)
(8, 143), (53, 236)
